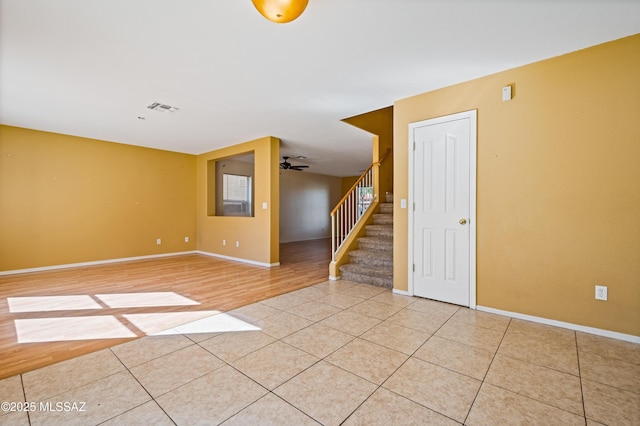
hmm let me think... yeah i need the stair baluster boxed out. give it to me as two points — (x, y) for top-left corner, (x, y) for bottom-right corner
(330, 150), (391, 287)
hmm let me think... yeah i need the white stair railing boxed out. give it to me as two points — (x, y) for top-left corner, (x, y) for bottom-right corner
(330, 166), (375, 261)
(330, 149), (389, 262)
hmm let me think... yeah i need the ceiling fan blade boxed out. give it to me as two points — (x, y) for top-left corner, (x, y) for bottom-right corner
(280, 155), (308, 171)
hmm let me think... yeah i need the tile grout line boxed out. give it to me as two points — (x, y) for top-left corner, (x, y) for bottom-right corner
(465, 322), (590, 423)
(337, 302), (463, 424)
(106, 346), (178, 426)
(421, 305), (486, 426)
(219, 350), (323, 424)
(21, 365), (126, 408)
(189, 284), (363, 424)
(461, 315), (508, 425)
(219, 284), (394, 424)
(488, 317), (584, 376)
(267, 391), (325, 426)
(297, 297), (391, 425)
(19, 373), (32, 426)
(369, 312), (464, 425)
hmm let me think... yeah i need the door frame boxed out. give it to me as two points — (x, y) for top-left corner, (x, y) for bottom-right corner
(407, 110), (477, 308)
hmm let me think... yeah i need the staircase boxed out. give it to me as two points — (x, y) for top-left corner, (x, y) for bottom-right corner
(339, 201), (393, 288)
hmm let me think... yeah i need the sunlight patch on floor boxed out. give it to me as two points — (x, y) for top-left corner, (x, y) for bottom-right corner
(8, 295), (103, 313)
(9, 292), (261, 343)
(150, 312), (261, 336)
(14, 316), (137, 343)
(123, 311), (222, 335)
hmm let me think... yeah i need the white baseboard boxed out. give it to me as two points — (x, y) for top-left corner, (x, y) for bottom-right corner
(392, 288), (411, 296)
(0, 251), (198, 276)
(329, 275), (340, 281)
(477, 305), (640, 344)
(196, 251), (279, 268)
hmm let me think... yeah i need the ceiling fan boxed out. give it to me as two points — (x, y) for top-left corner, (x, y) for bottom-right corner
(280, 156), (309, 171)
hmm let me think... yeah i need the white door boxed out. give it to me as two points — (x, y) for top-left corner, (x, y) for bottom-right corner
(409, 111), (476, 307)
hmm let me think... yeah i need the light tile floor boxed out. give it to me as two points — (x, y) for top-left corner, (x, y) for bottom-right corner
(1, 280), (639, 425)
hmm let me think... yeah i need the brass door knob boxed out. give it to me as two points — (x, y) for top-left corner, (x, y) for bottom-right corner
(459, 218), (467, 225)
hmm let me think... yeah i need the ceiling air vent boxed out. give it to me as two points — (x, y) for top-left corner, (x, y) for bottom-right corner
(146, 101), (178, 113)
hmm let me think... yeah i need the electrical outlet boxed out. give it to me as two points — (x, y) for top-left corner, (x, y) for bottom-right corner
(236, 241), (240, 247)
(184, 236), (189, 243)
(156, 238), (162, 245)
(595, 285), (607, 301)
(223, 240), (226, 246)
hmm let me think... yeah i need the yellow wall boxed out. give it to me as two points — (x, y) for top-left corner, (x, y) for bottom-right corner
(196, 137), (280, 265)
(343, 106), (394, 196)
(341, 176), (359, 195)
(393, 34), (640, 336)
(0, 125), (197, 271)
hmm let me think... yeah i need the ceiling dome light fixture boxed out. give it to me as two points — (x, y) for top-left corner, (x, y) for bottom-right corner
(251, 0), (309, 24)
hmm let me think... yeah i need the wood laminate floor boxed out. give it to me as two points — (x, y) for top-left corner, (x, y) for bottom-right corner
(0, 239), (330, 380)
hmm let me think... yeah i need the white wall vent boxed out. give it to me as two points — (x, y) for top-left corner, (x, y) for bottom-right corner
(146, 101), (179, 113)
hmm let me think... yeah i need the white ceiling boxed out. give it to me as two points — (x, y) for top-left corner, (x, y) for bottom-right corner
(1, 1), (638, 176)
